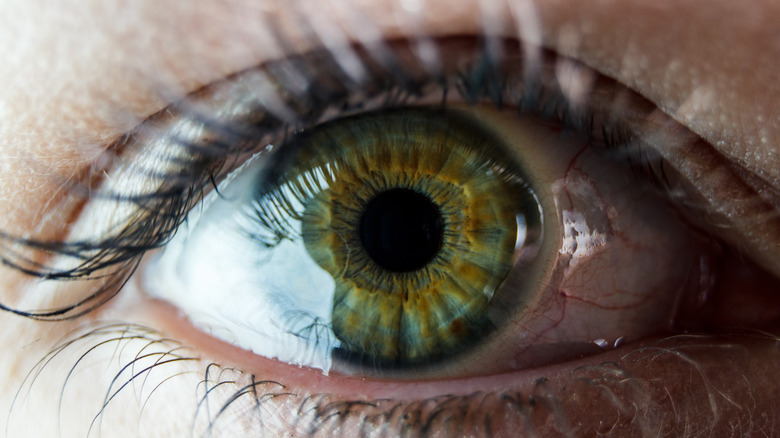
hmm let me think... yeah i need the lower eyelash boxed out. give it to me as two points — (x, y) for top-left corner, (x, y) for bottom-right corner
(14, 319), (563, 437)
(8, 322), (197, 432)
(13, 317), (775, 437)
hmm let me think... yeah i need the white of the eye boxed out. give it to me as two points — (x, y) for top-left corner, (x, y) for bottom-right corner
(143, 156), (340, 375)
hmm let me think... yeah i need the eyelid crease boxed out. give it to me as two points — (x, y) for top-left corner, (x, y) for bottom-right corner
(0, 35), (757, 321)
(537, 61), (780, 279)
(623, 108), (780, 279)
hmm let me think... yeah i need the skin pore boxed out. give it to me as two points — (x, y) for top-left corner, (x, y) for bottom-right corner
(1, 0), (779, 436)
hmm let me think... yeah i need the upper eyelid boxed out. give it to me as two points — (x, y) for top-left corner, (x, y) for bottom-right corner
(154, 36), (780, 269)
(0, 35), (768, 320)
(0, 38), (525, 294)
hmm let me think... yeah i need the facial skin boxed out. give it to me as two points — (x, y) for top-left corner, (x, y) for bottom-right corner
(0, 0), (779, 436)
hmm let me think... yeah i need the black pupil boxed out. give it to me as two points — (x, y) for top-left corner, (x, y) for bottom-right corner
(359, 188), (443, 272)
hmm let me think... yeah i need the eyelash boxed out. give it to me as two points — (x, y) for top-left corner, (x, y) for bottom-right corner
(0, 36), (669, 322)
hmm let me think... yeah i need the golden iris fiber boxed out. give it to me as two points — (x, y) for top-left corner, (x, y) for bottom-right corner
(253, 108), (538, 366)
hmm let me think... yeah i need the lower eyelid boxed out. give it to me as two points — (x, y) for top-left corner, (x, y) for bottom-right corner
(101, 276), (780, 437)
(11, 297), (779, 437)
(8, 243), (778, 437)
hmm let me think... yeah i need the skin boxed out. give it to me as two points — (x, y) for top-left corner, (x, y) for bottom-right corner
(0, 0), (779, 436)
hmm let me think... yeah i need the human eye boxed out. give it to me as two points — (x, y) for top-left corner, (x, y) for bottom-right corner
(2, 1), (780, 437)
(134, 41), (747, 385)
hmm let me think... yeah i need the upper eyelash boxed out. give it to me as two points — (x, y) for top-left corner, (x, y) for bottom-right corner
(0, 36), (668, 321)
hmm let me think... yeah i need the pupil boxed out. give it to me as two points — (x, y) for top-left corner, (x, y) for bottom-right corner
(359, 188), (443, 272)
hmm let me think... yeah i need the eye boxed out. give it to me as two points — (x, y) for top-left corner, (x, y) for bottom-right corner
(107, 37), (774, 382)
(141, 97), (701, 381)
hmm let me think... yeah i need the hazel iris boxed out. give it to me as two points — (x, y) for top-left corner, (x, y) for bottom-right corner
(251, 108), (540, 367)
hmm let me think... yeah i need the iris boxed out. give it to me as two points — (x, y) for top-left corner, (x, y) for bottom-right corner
(251, 108), (542, 367)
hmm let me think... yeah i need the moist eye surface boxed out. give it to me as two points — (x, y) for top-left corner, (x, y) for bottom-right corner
(143, 106), (549, 376)
(255, 108), (540, 369)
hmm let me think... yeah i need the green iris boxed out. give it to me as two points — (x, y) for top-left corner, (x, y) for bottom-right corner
(252, 108), (541, 367)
